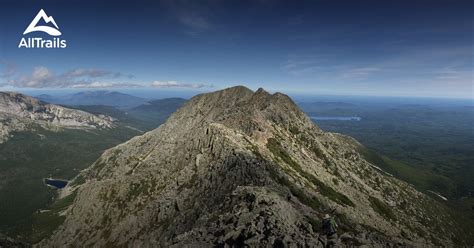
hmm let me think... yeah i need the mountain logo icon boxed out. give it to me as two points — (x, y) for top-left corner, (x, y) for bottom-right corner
(23, 9), (61, 36)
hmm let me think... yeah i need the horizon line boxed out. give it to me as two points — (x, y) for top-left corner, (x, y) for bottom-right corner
(2, 87), (473, 101)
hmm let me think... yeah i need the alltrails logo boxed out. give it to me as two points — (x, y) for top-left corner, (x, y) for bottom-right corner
(18, 9), (67, 48)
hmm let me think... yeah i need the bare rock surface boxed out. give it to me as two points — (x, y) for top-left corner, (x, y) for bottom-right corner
(40, 86), (463, 247)
(0, 234), (30, 248)
(0, 92), (115, 143)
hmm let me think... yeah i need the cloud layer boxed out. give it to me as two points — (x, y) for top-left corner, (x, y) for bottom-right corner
(0, 65), (213, 89)
(151, 80), (212, 88)
(280, 45), (473, 98)
(0, 66), (134, 88)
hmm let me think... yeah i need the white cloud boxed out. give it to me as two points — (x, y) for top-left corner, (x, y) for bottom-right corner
(71, 81), (115, 88)
(2, 65), (214, 90)
(5, 66), (135, 88)
(64, 69), (134, 79)
(151, 80), (213, 88)
(15, 66), (55, 87)
(0, 60), (17, 78)
(64, 68), (110, 78)
(71, 82), (143, 88)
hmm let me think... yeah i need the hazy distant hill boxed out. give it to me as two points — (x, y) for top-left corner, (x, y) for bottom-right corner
(37, 91), (147, 109)
(129, 98), (187, 130)
(132, 97), (186, 114)
(70, 98), (186, 132)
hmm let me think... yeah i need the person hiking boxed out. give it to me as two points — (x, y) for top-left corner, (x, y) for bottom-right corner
(322, 214), (338, 248)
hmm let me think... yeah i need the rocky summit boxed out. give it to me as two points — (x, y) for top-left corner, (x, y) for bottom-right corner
(40, 86), (463, 247)
(0, 92), (115, 143)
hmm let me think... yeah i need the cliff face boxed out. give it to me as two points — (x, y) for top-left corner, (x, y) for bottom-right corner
(0, 92), (114, 143)
(40, 86), (461, 247)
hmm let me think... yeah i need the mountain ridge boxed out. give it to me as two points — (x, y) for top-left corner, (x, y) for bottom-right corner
(0, 92), (115, 143)
(39, 86), (467, 247)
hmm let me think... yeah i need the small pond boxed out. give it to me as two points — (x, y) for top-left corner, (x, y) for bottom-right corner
(44, 178), (68, 189)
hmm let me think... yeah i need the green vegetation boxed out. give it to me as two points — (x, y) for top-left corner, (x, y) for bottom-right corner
(336, 213), (358, 233)
(267, 138), (354, 207)
(267, 138), (301, 170)
(0, 125), (140, 241)
(302, 100), (474, 237)
(287, 180), (322, 210)
(288, 125), (300, 135)
(306, 216), (320, 232)
(71, 103), (180, 131)
(368, 196), (395, 221)
(29, 190), (78, 243)
(126, 181), (150, 201)
(69, 174), (86, 187)
(269, 165), (322, 211)
(309, 174), (354, 207)
(243, 137), (264, 160)
(303, 102), (474, 199)
(310, 145), (332, 166)
(359, 147), (454, 194)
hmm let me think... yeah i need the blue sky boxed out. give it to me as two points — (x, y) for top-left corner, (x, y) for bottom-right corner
(0, 0), (472, 98)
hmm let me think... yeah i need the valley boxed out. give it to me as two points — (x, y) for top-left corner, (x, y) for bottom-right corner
(0, 91), (185, 243)
(299, 98), (474, 199)
(298, 97), (474, 237)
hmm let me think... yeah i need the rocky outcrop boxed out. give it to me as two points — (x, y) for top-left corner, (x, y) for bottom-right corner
(39, 86), (463, 247)
(0, 234), (30, 248)
(0, 92), (115, 143)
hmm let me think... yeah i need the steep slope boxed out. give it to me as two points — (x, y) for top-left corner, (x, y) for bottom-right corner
(41, 86), (465, 247)
(0, 92), (115, 143)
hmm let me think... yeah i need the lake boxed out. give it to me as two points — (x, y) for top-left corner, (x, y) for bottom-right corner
(310, 116), (362, 121)
(44, 178), (68, 189)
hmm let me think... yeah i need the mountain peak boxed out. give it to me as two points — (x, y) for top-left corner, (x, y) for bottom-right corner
(0, 91), (43, 106)
(190, 85), (254, 105)
(42, 86), (458, 247)
(163, 87), (316, 139)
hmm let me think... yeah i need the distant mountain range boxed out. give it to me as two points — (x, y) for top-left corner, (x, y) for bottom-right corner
(37, 91), (148, 109)
(67, 98), (187, 132)
(132, 97), (186, 115)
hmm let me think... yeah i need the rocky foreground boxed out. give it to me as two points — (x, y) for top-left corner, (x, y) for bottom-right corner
(0, 92), (115, 143)
(40, 86), (465, 247)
